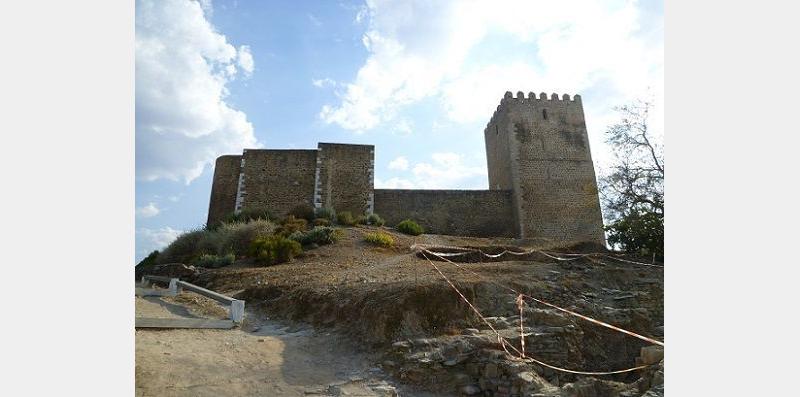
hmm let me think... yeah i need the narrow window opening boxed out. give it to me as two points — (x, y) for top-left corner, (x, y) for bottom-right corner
(542, 109), (548, 120)
(495, 125), (499, 135)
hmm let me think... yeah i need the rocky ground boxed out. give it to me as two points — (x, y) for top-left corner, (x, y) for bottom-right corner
(140, 226), (664, 396)
(136, 288), (436, 396)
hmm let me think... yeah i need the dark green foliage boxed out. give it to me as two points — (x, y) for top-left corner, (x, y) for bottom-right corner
(336, 211), (355, 226)
(289, 204), (315, 221)
(313, 218), (331, 227)
(290, 226), (342, 246)
(249, 236), (302, 266)
(355, 215), (368, 225)
(276, 216), (308, 237)
(195, 231), (223, 256)
(366, 213), (385, 226)
(396, 219), (424, 236)
(137, 250), (159, 268)
(364, 231), (394, 247)
(605, 211), (663, 258)
(135, 250), (160, 279)
(216, 219), (276, 257)
(314, 207), (336, 223)
(157, 229), (207, 264)
(599, 99), (664, 256)
(194, 253), (236, 268)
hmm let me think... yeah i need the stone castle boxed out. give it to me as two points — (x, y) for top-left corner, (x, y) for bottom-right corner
(207, 91), (605, 244)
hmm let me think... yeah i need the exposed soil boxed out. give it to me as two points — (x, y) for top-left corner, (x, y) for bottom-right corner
(136, 292), (437, 396)
(140, 226), (664, 397)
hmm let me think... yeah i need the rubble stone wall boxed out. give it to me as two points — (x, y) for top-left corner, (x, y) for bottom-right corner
(240, 149), (317, 218)
(373, 189), (516, 237)
(316, 143), (374, 215)
(206, 155), (242, 226)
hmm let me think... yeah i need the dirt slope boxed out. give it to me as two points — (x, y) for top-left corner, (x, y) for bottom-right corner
(146, 226), (664, 396)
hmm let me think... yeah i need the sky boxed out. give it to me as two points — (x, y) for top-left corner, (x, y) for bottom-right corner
(135, 0), (664, 262)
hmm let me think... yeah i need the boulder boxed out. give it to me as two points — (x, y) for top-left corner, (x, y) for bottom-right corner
(639, 346), (664, 365)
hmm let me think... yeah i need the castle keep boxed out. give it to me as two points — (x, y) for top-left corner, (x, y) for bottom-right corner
(208, 92), (605, 244)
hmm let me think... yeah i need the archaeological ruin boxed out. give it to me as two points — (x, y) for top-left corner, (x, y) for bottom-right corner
(207, 91), (605, 244)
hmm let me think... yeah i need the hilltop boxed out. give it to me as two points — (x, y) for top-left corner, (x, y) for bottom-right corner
(139, 223), (664, 397)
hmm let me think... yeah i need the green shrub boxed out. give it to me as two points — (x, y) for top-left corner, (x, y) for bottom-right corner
(366, 213), (385, 226)
(314, 207), (336, 222)
(135, 250), (160, 279)
(217, 219), (277, 256)
(276, 216), (308, 236)
(364, 232), (394, 247)
(289, 204), (315, 221)
(136, 250), (159, 268)
(355, 215), (368, 225)
(396, 219), (424, 236)
(196, 230), (224, 256)
(290, 226), (342, 246)
(337, 211), (355, 226)
(249, 236), (302, 266)
(194, 253), (235, 268)
(605, 210), (664, 258)
(215, 207), (275, 228)
(157, 229), (208, 264)
(313, 218), (331, 227)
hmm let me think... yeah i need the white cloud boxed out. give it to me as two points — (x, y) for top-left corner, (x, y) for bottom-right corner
(320, 0), (662, 135)
(136, 202), (161, 218)
(378, 152), (486, 189)
(312, 77), (336, 88)
(388, 156), (409, 170)
(412, 152), (486, 188)
(136, 226), (184, 261)
(237, 45), (254, 76)
(392, 119), (413, 136)
(136, 0), (259, 184)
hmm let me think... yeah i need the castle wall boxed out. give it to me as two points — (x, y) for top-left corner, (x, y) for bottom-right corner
(207, 92), (605, 244)
(207, 155), (242, 226)
(240, 149), (317, 218)
(492, 92), (605, 244)
(373, 189), (516, 237)
(316, 143), (374, 215)
(484, 109), (514, 191)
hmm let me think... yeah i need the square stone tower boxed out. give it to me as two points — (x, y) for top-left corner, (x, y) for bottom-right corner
(206, 143), (374, 226)
(484, 91), (605, 245)
(314, 143), (375, 215)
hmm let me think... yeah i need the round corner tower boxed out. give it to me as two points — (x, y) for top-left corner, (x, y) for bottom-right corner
(484, 91), (606, 245)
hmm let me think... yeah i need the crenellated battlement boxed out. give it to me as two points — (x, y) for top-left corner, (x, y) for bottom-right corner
(485, 91), (583, 130)
(501, 90), (581, 102)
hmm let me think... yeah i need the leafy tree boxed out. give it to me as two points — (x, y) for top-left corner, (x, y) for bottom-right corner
(600, 98), (664, 257)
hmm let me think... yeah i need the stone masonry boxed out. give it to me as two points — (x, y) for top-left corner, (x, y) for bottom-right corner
(485, 91), (605, 244)
(207, 92), (605, 244)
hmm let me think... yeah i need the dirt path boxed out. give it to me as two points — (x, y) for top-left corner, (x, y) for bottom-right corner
(135, 292), (443, 397)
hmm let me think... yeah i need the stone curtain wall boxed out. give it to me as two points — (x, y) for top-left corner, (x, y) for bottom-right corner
(240, 149), (317, 218)
(207, 155), (243, 226)
(316, 143), (374, 215)
(207, 91), (606, 244)
(374, 189), (516, 237)
(495, 92), (605, 244)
